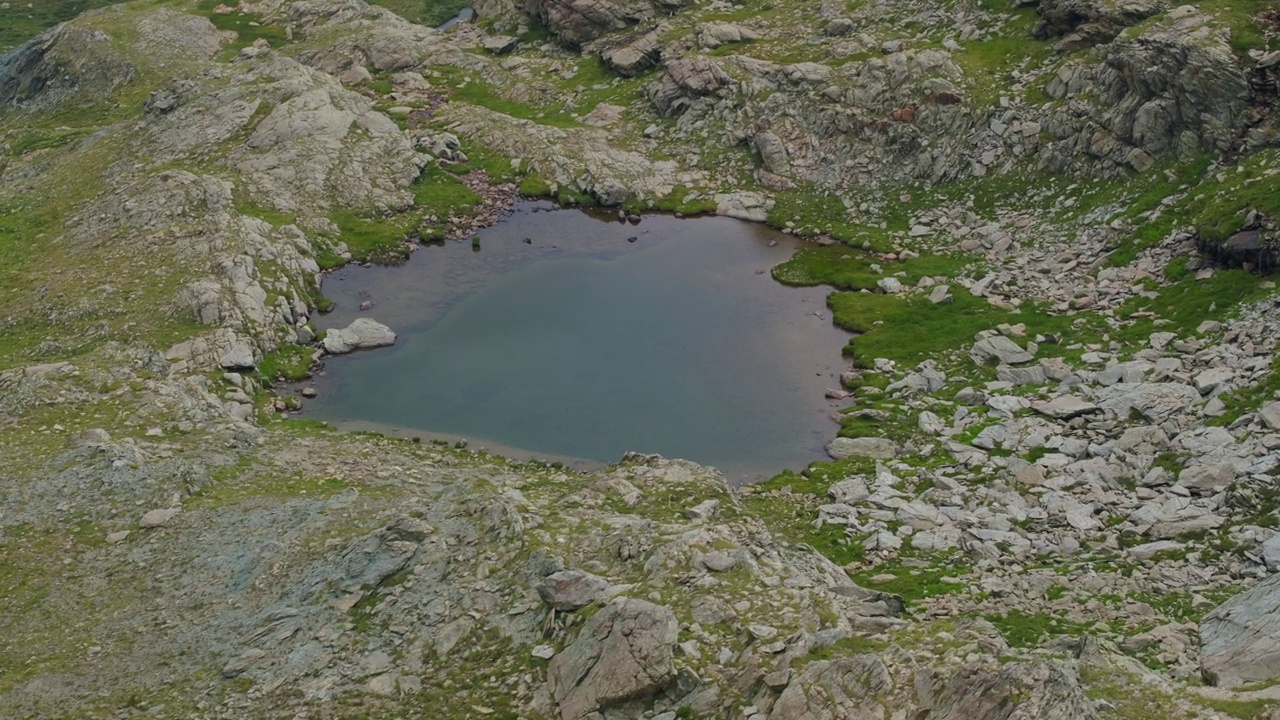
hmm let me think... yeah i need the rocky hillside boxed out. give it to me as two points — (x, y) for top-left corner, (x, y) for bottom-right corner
(2, 0), (1280, 718)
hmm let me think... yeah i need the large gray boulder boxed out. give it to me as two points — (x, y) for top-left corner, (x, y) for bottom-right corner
(537, 570), (612, 611)
(1097, 382), (1201, 421)
(548, 598), (678, 720)
(322, 318), (397, 354)
(1201, 574), (1280, 687)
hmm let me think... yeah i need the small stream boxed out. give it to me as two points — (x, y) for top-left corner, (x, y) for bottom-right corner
(302, 201), (852, 482)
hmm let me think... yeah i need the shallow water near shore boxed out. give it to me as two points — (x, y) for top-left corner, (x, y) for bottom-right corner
(304, 201), (852, 482)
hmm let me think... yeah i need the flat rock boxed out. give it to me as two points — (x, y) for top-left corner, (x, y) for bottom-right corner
(322, 318), (397, 354)
(826, 437), (900, 460)
(1126, 540), (1184, 560)
(1032, 395), (1099, 419)
(1097, 382), (1201, 421)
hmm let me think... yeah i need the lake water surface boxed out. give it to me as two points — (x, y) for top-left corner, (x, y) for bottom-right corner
(304, 201), (851, 481)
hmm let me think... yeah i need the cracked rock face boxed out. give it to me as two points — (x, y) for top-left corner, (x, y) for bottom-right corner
(547, 598), (678, 720)
(1200, 573), (1280, 687)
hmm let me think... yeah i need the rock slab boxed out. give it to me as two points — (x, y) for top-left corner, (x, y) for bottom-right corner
(1201, 573), (1280, 687)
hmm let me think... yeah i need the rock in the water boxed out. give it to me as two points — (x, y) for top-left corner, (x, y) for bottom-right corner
(1201, 574), (1280, 687)
(826, 437), (900, 460)
(548, 598), (678, 720)
(537, 570), (612, 611)
(322, 318), (397, 354)
(714, 191), (774, 222)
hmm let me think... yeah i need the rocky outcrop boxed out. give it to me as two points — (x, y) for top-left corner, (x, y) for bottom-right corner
(646, 57), (732, 116)
(928, 661), (1100, 719)
(1042, 8), (1250, 172)
(524, 0), (690, 47)
(547, 598), (678, 720)
(768, 655), (891, 720)
(1201, 574), (1280, 687)
(600, 26), (663, 76)
(1034, 0), (1167, 48)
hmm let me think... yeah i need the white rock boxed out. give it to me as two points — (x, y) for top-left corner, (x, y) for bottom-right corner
(322, 318), (397, 354)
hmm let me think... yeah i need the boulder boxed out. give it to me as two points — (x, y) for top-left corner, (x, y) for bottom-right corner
(139, 508), (180, 529)
(218, 340), (256, 371)
(1097, 383), (1201, 421)
(1176, 463), (1237, 493)
(1201, 574), (1280, 687)
(1259, 401), (1280, 430)
(322, 318), (397, 354)
(481, 35), (519, 54)
(826, 437), (900, 460)
(714, 191), (774, 222)
(538, 570), (613, 611)
(548, 599), (678, 720)
(970, 336), (1034, 365)
(1261, 534), (1280, 571)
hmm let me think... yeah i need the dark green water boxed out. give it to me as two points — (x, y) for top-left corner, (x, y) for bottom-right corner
(305, 202), (850, 480)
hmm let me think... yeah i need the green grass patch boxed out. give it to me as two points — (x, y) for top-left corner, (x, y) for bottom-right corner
(1198, 696), (1278, 720)
(330, 208), (416, 263)
(255, 343), (314, 383)
(851, 556), (969, 603)
(827, 286), (1072, 368)
(772, 246), (971, 290)
(984, 608), (1090, 648)
(192, 0), (289, 60)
